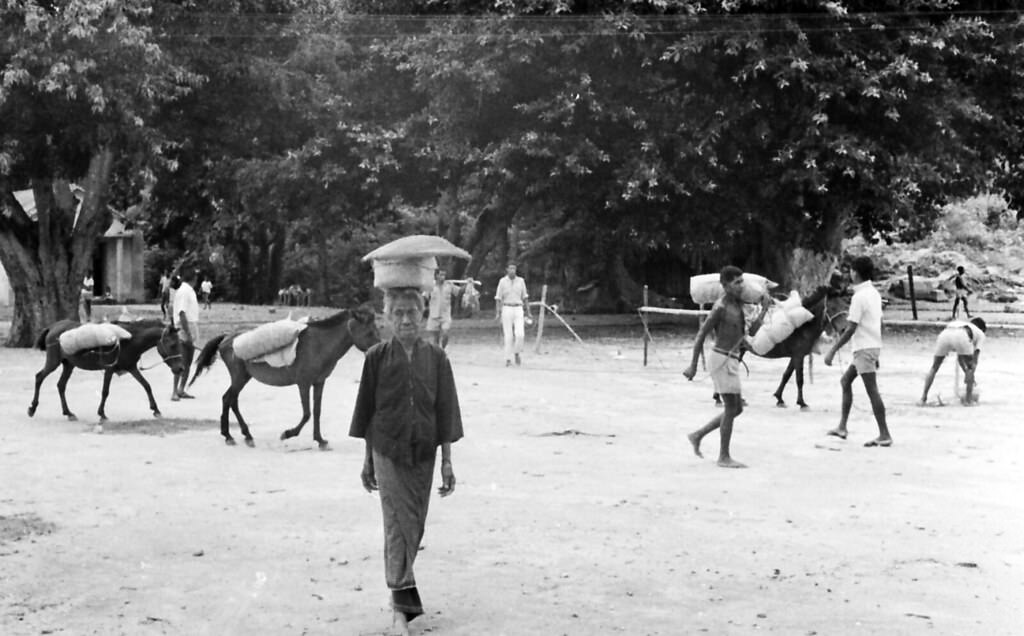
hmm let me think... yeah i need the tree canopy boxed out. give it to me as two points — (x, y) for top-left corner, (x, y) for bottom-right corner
(3, 0), (1022, 344)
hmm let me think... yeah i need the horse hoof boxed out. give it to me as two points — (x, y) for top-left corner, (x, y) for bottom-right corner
(93, 424), (104, 434)
(799, 404), (810, 411)
(27, 406), (35, 417)
(775, 402), (787, 408)
(317, 441), (331, 451)
(153, 411), (162, 418)
(67, 414), (78, 422)
(225, 437), (237, 446)
(244, 439), (255, 448)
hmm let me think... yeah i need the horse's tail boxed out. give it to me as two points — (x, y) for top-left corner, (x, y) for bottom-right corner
(34, 328), (50, 351)
(189, 334), (226, 387)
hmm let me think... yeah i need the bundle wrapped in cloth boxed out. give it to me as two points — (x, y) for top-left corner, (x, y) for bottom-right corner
(59, 322), (133, 355)
(690, 272), (778, 306)
(233, 316), (309, 366)
(363, 235), (472, 291)
(747, 291), (816, 355)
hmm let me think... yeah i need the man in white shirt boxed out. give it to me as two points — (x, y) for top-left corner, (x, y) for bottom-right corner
(200, 277), (213, 310)
(919, 317), (986, 405)
(494, 263), (533, 367)
(824, 256), (892, 447)
(170, 274), (199, 400)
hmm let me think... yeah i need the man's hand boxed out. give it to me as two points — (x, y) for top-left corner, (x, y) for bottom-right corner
(682, 363), (697, 381)
(438, 460), (456, 497)
(360, 460), (377, 493)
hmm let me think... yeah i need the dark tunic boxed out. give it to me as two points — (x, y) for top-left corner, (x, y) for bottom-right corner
(349, 337), (464, 465)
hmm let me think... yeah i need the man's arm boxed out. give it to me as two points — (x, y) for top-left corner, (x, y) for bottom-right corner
(824, 322), (858, 366)
(683, 306), (721, 380)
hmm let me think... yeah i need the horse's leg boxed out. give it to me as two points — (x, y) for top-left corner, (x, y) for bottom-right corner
(311, 381), (329, 450)
(98, 369), (114, 421)
(55, 361), (77, 421)
(280, 383), (311, 442)
(774, 360), (796, 407)
(28, 353), (61, 417)
(794, 356), (809, 409)
(126, 366), (161, 417)
(222, 372), (252, 446)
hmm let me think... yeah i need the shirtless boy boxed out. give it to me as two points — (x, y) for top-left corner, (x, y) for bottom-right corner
(683, 265), (770, 468)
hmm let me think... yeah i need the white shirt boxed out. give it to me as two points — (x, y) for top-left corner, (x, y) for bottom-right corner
(173, 282), (200, 328)
(200, 280), (213, 294)
(944, 321), (986, 351)
(495, 276), (528, 306)
(848, 280), (883, 351)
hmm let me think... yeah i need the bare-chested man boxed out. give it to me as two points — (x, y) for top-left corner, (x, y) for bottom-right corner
(683, 265), (770, 468)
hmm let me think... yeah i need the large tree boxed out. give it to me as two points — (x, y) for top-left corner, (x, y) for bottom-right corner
(0, 0), (195, 345)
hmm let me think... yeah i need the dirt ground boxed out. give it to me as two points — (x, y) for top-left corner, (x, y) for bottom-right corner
(1, 313), (1022, 635)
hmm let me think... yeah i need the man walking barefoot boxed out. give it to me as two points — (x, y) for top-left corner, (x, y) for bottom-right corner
(824, 255), (892, 447)
(683, 266), (769, 468)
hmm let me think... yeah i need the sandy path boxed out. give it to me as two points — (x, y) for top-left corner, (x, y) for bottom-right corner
(1, 328), (1022, 635)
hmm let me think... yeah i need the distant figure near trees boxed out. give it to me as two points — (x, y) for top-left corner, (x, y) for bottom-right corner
(948, 266), (972, 319)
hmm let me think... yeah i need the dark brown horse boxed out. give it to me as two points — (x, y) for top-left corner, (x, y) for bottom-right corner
(188, 306), (379, 448)
(28, 319), (181, 424)
(757, 285), (850, 409)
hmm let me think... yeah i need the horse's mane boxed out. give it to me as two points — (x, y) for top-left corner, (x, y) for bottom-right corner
(114, 318), (167, 333)
(801, 285), (831, 311)
(306, 309), (353, 328)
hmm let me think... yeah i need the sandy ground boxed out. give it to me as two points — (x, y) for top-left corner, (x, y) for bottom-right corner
(1, 320), (1022, 635)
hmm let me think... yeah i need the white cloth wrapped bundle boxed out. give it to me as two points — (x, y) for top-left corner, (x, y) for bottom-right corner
(746, 291), (816, 355)
(59, 323), (133, 355)
(233, 317), (309, 361)
(371, 257), (437, 292)
(689, 273), (777, 305)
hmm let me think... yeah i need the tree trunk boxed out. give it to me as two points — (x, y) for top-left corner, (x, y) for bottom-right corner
(0, 149), (113, 346)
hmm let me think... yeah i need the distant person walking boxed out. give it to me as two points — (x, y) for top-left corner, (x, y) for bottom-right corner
(170, 274), (199, 401)
(948, 266), (972, 319)
(494, 263), (533, 366)
(349, 287), (462, 636)
(78, 271), (94, 322)
(424, 269), (461, 349)
(824, 255), (892, 447)
(200, 277), (213, 310)
(683, 265), (770, 468)
(159, 270), (171, 320)
(919, 317), (986, 406)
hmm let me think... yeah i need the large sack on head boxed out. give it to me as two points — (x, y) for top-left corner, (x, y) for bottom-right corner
(363, 235), (471, 292)
(59, 323), (133, 355)
(690, 273), (777, 305)
(370, 257), (437, 292)
(233, 318), (309, 361)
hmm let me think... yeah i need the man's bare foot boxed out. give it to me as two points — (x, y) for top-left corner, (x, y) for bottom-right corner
(717, 457), (747, 468)
(391, 610), (411, 636)
(687, 432), (703, 458)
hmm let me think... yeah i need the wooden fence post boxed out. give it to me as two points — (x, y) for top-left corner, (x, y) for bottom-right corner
(907, 265), (918, 320)
(533, 284), (548, 353)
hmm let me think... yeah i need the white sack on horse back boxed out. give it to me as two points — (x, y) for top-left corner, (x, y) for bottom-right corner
(747, 304), (797, 355)
(689, 273), (777, 305)
(233, 318), (309, 361)
(58, 323), (133, 355)
(781, 290), (815, 328)
(363, 235), (472, 292)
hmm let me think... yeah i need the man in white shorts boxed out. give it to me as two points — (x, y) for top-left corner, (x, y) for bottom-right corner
(919, 317), (986, 405)
(425, 269), (461, 350)
(824, 255), (892, 447)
